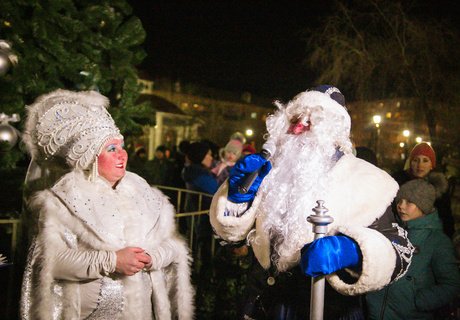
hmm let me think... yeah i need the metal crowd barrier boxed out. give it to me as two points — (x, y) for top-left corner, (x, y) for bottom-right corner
(0, 218), (20, 263)
(0, 186), (214, 264)
(155, 185), (215, 255)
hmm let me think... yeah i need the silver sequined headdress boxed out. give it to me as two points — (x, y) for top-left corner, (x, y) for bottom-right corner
(24, 89), (122, 171)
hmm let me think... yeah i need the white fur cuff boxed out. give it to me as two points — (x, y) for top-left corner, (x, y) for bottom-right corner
(209, 183), (260, 242)
(327, 225), (396, 295)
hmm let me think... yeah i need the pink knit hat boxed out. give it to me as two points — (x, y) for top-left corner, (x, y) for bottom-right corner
(224, 139), (243, 157)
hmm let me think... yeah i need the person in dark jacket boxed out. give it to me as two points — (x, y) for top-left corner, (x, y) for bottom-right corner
(181, 141), (219, 313)
(392, 142), (454, 238)
(182, 141), (218, 196)
(366, 179), (460, 319)
(128, 144), (148, 177)
(182, 141), (218, 264)
(355, 146), (378, 167)
(145, 145), (174, 186)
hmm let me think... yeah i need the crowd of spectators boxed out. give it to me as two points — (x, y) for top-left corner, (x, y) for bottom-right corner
(125, 137), (459, 319)
(356, 143), (459, 319)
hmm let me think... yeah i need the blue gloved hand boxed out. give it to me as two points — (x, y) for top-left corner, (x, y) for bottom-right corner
(228, 153), (272, 203)
(300, 235), (361, 277)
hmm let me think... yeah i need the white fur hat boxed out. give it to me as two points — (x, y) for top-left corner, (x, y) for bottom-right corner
(291, 85), (351, 133)
(267, 85), (353, 155)
(23, 89), (122, 170)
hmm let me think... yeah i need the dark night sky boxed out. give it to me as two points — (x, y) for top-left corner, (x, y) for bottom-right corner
(130, 0), (459, 101)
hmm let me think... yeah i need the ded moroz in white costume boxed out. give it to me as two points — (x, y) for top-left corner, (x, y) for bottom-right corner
(20, 89), (194, 319)
(210, 86), (414, 298)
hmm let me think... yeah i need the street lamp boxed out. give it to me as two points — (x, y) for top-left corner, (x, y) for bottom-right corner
(415, 136), (422, 144)
(402, 129), (410, 159)
(372, 115), (382, 128)
(372, 115), (382, 161)
(399, 142), (406, 160)
(245, 128), (253, 137)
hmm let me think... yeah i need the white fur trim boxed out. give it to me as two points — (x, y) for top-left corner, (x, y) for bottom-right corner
(209, 154), (400, 274)
(21, 170), (194, 319)
(251, 216), (271, 269)
(209, 182), (272, 269)
(324, 155), (399, 229)
(291, 90), (351, 131)
(150, 271), (172, 319)
(210, 182), (262, 242)
(327, 225), (396, 295)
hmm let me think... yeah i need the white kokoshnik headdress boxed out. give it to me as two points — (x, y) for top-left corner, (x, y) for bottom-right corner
(24, 89), (122, 170)
(23, 89), (123, 193)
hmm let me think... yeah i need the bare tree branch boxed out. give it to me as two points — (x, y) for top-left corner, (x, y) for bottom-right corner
(303, 0), (460, 148)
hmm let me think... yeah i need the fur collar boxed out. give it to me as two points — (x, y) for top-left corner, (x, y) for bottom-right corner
(324, 154), (399, 230)
(51, 170), (161, 246)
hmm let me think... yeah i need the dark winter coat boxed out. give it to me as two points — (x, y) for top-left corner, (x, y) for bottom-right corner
(145, 157), (174, 186)
(182, 163), (218, 199)
(181, 163), (218, 247)
(366, 211), (460, 320)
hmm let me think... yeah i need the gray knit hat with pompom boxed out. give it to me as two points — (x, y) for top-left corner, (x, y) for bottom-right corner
(396, 179), (436, 214)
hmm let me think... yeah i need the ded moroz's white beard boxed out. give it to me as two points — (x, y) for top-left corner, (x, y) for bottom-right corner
(258, 101), (352, 272)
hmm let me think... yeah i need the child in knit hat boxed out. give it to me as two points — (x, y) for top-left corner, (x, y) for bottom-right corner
(392, 142), (454, 238)
(211, 139), (243, 186)
(396, 179), (436, 221)
(366, 178), (460, 319)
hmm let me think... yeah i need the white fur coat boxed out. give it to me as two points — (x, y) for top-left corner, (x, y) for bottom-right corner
(20, 170), (194, 319)
(210, 154), (401, 295)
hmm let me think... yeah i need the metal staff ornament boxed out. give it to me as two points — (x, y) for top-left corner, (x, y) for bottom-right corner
(307, 200), (334, 320)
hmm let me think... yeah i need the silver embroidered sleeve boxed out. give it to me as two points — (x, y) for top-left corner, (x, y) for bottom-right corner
(390, 223), (415, 282)
(223, 201), (249, 217)
(85, 277), (124, 319)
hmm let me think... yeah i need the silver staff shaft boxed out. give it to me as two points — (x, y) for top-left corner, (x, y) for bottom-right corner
(307, 200), (334, 320)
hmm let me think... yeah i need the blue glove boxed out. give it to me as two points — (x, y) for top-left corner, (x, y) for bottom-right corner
(300, 235), (361, 277)
(228, 153), (272, 203)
